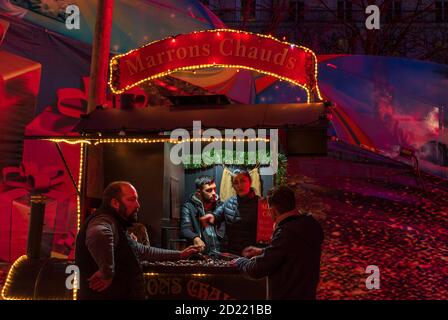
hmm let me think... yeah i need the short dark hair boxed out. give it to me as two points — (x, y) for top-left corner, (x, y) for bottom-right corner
(195, 176), (215, 189)
(101, 181), (130, 209)
(267, 186), (296, 214)
(231, 169), (252, 183)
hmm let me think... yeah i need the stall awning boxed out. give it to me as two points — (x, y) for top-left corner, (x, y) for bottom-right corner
(73, 102), (328, 134)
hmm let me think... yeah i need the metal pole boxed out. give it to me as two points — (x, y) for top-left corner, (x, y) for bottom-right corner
(79, 143), (89, 225)
(87, 0), (114, 113)
(54, 142), (81, 197)
(27, 194), (46, 259)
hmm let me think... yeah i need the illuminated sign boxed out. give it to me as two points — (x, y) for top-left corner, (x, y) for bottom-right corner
(109, 29), (321, 102)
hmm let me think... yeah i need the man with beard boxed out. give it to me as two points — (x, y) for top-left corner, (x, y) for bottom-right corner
(180, 176), (223, 255)
(75, 181), (199, 300)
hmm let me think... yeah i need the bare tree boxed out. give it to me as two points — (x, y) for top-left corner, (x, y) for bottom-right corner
(206, 1), (448, 63)
(313, 1), (438, 58)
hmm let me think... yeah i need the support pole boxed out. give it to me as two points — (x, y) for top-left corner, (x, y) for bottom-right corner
(54, 142), (81, 197)
(87, 0), (114, 113)
(27, 194), (46, 259)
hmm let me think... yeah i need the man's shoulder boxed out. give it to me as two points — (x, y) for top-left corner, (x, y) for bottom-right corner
(182, 196), (199, 210)
(282, 214), (324, 242)
(287, 214), (321, 227)
(87, 211), (118, 230)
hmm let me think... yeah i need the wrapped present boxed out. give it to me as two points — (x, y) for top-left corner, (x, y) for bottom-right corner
(2, 161), (65, 192)
(0, 188), (28, 262)
(51, 230), (77, 259)
(11, 194), (58, 261)
(0, 50), (41, 171)
(0, 161), (76, 262)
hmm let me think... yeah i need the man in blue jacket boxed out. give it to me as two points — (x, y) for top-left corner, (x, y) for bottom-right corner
(232, 186), (324, 300)
(180, 176), (223, 255)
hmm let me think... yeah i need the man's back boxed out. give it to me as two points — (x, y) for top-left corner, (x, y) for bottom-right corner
(269, 214), (324, 300)
(236, 214), (324, 300)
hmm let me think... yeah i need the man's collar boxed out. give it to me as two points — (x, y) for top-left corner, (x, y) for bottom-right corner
(273, 210), (300, 230)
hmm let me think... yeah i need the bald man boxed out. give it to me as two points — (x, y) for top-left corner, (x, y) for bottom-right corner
(75, 181), (198, 300)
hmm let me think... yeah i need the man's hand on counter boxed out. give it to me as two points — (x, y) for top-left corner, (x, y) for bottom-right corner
(180, 245), (201, 259)
(230, 258), (242, 267)
(193, 237), (206, 252)
(242, 246), (263, 258)
(88, 270), (113, 292)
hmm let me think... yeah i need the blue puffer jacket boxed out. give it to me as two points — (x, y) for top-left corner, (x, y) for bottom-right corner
(214, 189), (259, 255)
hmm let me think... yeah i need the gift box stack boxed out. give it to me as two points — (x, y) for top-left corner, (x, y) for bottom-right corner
(0, 20), (40, 262)
(0, 161), (77, 262)
(0, 19), (41, 170)
(0, 20), (77, 262)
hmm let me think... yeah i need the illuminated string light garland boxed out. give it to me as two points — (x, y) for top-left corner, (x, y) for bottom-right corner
(143, 272), (207, 277)
(72, 270), (78, 301)
(48, 139), (92, 145)
(45, 137), (270, 145)
(191, 273), (207, 277)
(108, 29), (322, 102)
(144, 273), (160, 276)
(72, 143), (85, 300)
(1, 255), (31, 300)
(77, 144), (84, 233)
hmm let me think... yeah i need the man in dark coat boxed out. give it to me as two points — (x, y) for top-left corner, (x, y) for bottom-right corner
(75, 181), (198, 300)
(180, 176), (223, 255)
(232, 186), (324, 300)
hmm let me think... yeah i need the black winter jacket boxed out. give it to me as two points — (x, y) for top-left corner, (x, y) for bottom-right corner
(236, 214), (324, 300)
(180, 194), (223, 254)
(214, 189), (259, 255)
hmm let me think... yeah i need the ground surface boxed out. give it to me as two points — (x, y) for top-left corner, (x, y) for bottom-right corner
(288, 144), (447, 299)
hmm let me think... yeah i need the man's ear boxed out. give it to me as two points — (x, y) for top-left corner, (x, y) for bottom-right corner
(110, 198), (120, 210)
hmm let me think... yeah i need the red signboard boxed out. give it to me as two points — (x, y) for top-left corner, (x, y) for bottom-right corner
(109, 29), (321, 102)
(256, 198), (274, 243)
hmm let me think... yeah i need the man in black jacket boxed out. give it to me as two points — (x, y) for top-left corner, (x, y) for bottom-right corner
(232, 186), (324, 300)
(180, 176), (222, 255)
(75, 181), (198, 300)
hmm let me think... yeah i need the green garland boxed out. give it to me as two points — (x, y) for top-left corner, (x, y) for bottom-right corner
(183, 150), (288, 186)
(276, 153), (288, 186)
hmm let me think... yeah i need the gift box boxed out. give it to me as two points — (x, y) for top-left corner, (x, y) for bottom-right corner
(0, 50), (41, 171)
(11, 194), (58, 261)
(0, 188), (28, 262)
(0, 161), (76, 262)
(47, 188), (78, 259)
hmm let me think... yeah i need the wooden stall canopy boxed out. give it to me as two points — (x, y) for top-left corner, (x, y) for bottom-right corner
(72, 102), (329, 134)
